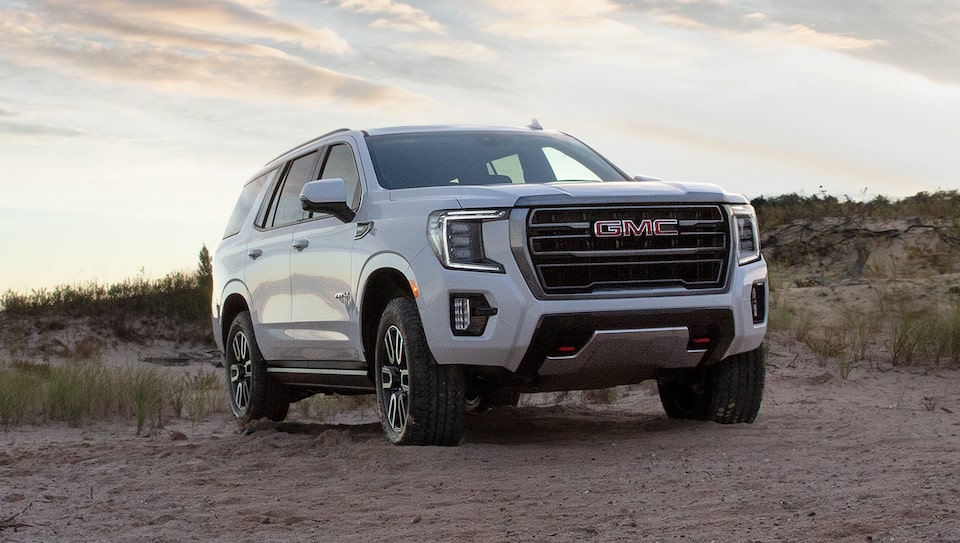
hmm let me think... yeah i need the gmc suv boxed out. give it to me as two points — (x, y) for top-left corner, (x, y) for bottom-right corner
(212, 123), (768, 446)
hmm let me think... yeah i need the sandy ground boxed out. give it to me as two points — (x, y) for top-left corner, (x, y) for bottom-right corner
(2, 330), (959, 543)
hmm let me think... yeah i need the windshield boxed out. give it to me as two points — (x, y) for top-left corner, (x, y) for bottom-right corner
(366, 131), (629, 189)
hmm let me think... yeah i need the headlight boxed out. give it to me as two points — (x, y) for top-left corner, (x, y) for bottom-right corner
(428, 210), (507, 272)
(732, 204), (761, 265)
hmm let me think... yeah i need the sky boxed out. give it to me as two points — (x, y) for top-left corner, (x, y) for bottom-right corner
(1, 0), (959, 292)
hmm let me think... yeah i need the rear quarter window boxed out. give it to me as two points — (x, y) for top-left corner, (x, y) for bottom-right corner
(222, 169), (277, 238)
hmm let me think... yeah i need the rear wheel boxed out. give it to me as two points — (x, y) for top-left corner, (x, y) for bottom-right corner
(657, 345), (765, 424)
(657, 380), (711, 421)
(225, 311), (290, 426)
(465, 389), (522, 413)
(375, 297), (464, 446)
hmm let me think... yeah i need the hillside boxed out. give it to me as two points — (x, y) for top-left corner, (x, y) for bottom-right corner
(2, 193), (960, 541)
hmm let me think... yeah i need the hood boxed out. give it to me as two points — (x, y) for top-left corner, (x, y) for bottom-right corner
(387, 180), (748, 209)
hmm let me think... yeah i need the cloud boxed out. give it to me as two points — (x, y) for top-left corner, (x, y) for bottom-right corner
(636, 0), (960, 84)
(486, 0), (620, 18)
(392, 40), (498, 63)
(0, 101), (89, 139)
(335, 0), (444, 34)
(0, 0), (424, 107)
(39, 0), (352, 54)
(481, 0), (647, 44)
(0, 116), (90, 139)
(612, 118), (909, 195)
(740, 21), (885, 50)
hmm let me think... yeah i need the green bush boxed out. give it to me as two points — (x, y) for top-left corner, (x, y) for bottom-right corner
(0, 245), (214, 328)
(753, 190), (960, 230)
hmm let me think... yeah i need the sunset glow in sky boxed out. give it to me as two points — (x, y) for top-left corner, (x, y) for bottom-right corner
(2, 0), (958, 291)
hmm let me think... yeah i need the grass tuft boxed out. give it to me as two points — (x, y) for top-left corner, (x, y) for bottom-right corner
(581, 387), (622, 405)
(0, 359), (227, 430)
(804, 325), (848, 367)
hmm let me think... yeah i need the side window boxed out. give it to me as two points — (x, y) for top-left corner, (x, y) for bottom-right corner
(223, 169), (277, 238)
(320, 143), (362, 209)
(271, 150), (320, 227)
(488, 154), (524, 183)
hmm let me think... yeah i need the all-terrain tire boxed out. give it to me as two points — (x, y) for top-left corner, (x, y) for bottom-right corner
(657, 344), (765, 424)
(657, 380), (711, 421)
(465, 389), (522, 413)
(706, 345), (765, 424)
(375, 297), (464, 446)
(225, 311), (290, 426)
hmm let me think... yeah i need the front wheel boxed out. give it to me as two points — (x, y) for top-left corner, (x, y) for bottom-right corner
(375, 297), (464, 446)
(225, 311), (290, 426)
(708, 345), (765, 424)
(657, 345), (765, 424)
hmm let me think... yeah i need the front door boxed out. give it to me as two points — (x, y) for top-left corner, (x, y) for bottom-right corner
(288, 141), (365, 362)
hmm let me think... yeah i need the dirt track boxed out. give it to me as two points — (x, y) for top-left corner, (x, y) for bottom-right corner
(2, 333), (959, 543)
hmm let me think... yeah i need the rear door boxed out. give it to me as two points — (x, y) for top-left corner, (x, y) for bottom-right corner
(244, 149), (321, 359)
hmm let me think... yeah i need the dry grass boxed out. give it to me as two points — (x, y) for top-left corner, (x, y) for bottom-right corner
(0, 360), (227, 431)
(803, 325), (848, 367)
(771, 284), (960, 378)
(580, 387), (623, 405)
(292, 394), (375, 421)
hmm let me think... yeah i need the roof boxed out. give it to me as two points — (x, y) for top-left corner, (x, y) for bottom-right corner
(266, 122), (557, 166)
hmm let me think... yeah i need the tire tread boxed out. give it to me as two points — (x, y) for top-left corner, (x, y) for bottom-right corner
(378, 298), (464, 446)
(708, 346), (765, 424)
(227, 312), (290, 426)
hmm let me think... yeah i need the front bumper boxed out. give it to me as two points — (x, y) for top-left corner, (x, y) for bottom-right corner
(413, 240), (768, 385)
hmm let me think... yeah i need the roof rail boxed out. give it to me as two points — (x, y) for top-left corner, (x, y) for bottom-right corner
(265, 128), (351, 165)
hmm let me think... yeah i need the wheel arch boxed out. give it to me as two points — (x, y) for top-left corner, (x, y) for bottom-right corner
(360, 267), (414, 373)
(219, 292), (251, 351)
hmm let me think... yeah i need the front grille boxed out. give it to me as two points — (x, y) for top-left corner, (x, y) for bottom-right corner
(524, 205), (730, 296)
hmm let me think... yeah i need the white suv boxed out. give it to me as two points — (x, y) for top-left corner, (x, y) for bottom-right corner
(212, 124), (768, 446)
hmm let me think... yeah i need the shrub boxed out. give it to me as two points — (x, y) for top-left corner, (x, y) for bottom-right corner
(753, 190), (960, 230)
(0, 245), (214, 330)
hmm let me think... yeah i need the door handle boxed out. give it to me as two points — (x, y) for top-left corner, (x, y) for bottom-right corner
(247, 248), (263, 260)
(293, 239), (309, 251)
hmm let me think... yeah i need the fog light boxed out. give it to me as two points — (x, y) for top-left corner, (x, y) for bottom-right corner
(453, 297), (472, 331)
(751, 281), (767, 324)
(450, 294), (498, 336)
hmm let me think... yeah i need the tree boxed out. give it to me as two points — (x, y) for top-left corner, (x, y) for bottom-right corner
(197, 244), (213, 296)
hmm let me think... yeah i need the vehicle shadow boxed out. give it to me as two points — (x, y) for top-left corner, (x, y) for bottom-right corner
(241, 406), (714, 446)
(462, 405), (708, 445)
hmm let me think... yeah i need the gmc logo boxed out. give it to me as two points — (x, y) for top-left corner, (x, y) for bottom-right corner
(593, 219), (679, 237)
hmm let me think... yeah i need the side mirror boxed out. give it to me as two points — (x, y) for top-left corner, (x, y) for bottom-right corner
(300, 178), (356, 223)
(633, 175), (662, 182)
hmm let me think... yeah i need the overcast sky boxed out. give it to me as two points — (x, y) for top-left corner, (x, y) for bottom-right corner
(1, 0), (958, 291)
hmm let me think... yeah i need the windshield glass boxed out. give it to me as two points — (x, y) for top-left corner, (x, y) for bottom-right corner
(366, 131), (629, 189)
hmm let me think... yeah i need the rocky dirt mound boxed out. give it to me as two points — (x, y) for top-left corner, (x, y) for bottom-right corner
(762, 217), (960, 285)
(0, 312), (216, 368)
